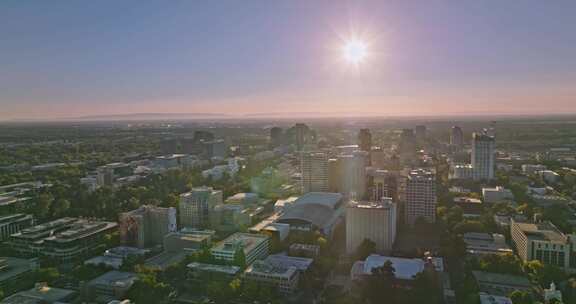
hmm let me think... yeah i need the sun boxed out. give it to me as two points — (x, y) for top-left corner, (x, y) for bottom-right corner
(342, 39), (368, 65)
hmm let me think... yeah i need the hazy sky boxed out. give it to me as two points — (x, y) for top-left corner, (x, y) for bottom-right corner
(1, 0), (576, 119)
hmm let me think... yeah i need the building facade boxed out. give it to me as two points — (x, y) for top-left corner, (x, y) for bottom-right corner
(211, 232), (269, 265)
(0, 214), (33, 241)
(8, 217), (117, 262)
(472, 132), (495, 180)
(301, 152), (329, 193)
(179, 187), (223, 229)
(450, 126), (464, 147)
(346, 198), (397, 254)
(358, 129), (372, 153)
(404, 169), (437, 226)
(243, 260), (299, 294)
(510, 219), (576, 271)
(119, 205), (177, 248)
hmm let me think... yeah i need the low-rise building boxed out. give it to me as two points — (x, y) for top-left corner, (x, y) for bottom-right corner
(274, 197), (298, 213)
(85, 246), (150, 270)
(211, 233), (269, 265)
(510, 219), (576, 270)
(521, 164), (547, 175)
(538, 170), (560, 184)
(472, 271), (531, 297)
(1, 283), (76, 304)
(351, 254), (443, 284)
(463, 233), (512, 256)
(0, 257), (38, 293)
(0, 214), (33, 241)
(454, 197), (483, 218)
(187, 262), (241, 283)
(163, 231), (211, 252)
(211, 204), (258, 232)
(85, 271), (138, 303)
(289, 243), (320, 258)
(226, 193), (259, 205)
(243, 260), (299, 295)
(478, 293), (512, 304)
(482, 187), (514, 204)
(8, 218), (117, 262)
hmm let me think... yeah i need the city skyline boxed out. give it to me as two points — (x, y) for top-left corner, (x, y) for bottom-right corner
(1, 0), (576, 120)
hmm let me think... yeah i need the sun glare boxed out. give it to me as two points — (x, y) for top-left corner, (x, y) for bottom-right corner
(342, 39), (368, 65)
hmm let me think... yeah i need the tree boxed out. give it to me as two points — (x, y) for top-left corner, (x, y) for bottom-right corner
(469, 253), (524, 275)
(440, 234), (466, 258)
(364, 260), (397, 303)
(36, 193), (54, 219)
(207, 281), (236, 303)
(233, 248), (247, 269)
(52, 199), (71, 217)
(35, 267), (60, 284)
(524, 260), (567, 288)
(126, 270), (170, 304)
(354, 239), (376, 261)
(408, 271), (442, 304)
(509, 290), (534, 304)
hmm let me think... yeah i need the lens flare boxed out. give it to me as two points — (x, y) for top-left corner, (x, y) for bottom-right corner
(342, 39), (368, 65)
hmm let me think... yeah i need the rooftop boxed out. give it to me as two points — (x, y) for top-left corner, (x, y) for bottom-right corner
(211, 232), (269, 254)
(1, 285), (76, 304)
(10, 217), (117, 245)
(265, 254), (313, 272)
(360, 255), (443, 280)
(479, 293), (513, 304)
(454, 197), (483, 204)
(349, 198), (395, 209)
(512, 220), (567, 242)
(244, 260), (297, 277)
(187, 262), (241, 275)
(472, 271), (531, 288)
(88, 271), (138, 289)
(0, 214), (33, 226)
(145, 251), (188, 270)
(294, 192), (343, 210)
(0, 257), (36, 282)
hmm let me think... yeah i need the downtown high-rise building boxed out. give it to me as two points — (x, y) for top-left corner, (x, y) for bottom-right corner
(403, 169), (436, 226)
(471, 132), (495, 180)
(301, 152), (329, 193)
(415, 125), (427, 142)
(399, 129), (417, 165)
(119, 205), (177, 248)
(270, 127), (284, 148)
(346, 198), (397, 254)
(334, 152), (368, 200)
(450, 126), (464, 147)
(179, 187), (223, 229)
(358, 129), (372, 152)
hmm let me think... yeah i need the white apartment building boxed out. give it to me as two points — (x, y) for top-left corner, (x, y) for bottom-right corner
(404, 169), (436, 226)
(346, 198), (397, 254)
